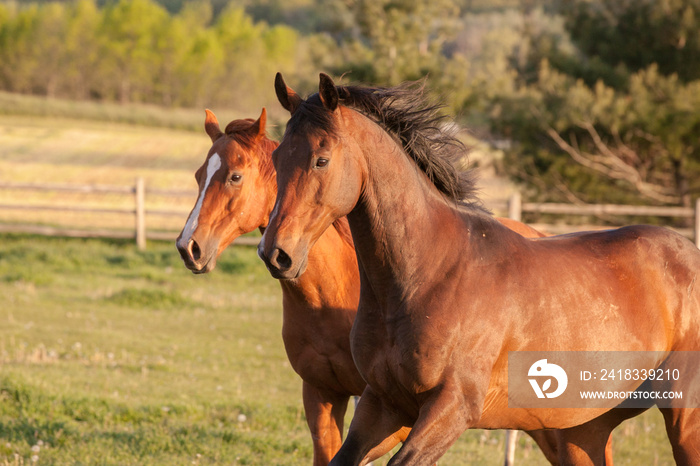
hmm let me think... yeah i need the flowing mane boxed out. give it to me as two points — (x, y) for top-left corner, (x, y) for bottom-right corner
(287, 81), (482, 206)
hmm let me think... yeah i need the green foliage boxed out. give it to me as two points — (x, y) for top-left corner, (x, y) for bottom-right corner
(0, 0), (562, 114)
(483, 0), (700, 213)
(0, 0), (322, 110)
(492, 60), (700, 208)
(98, 0), (170, 102)
(323, 0), (460, 84)
(1, 0), (539, 109)
(561, 0), (700, 85)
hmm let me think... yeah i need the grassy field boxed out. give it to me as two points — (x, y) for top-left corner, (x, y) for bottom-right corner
(0, 234), (306, 464)
(0, 234), (677, 465)
(0, 95), (678, 464)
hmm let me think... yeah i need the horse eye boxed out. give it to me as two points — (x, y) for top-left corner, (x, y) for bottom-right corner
(229, 174), (242, 184)
(315, 158), (329, 169)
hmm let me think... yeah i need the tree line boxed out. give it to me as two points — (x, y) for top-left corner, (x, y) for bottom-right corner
(0, 0), (541, 107)
(0, 0), (314, 111)
(1, 0), (699, 212)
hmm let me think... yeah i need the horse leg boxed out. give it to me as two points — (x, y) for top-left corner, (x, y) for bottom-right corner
(524, 430), (559, 465)
(524, 429), (608, 466)
(603, 435), (613, 466)
(384, 384), (475, 466)
(555, 406), (648, 466)
(329, 387), (410, 466)
(659, 407), (700, 464)
(555, 424), (611, 466)
(302, 381), (349, 466)
(524, 429), (613, 465)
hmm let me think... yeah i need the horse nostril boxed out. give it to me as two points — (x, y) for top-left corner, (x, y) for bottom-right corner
(275, 248), (292, 271)
(189, 239), (202, 262)
(177, 243), (189, 263)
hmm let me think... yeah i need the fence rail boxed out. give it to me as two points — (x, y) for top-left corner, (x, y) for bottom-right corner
(1, 180), (699, 249)
(506, 192), (700, 248)
(0, 179), (260, 249)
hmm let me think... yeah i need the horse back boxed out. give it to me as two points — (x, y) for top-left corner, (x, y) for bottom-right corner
(522, 224), (700, 350)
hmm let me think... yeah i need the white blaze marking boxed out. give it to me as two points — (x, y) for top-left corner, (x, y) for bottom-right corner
(178, 153), (222, 248)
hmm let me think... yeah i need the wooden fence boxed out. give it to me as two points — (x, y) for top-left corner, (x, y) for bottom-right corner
(503, 192), (700, 248)
(1, 180), (699, 249)
(0, 178), (258, 250)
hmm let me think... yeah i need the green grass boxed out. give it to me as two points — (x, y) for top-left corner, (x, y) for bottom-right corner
(0, 234), (677, 464)
(0, 234), (307, 464)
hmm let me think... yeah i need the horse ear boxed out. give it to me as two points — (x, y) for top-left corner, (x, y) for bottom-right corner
(275, 72), (301, 114)
(318, 73), (338, 112)
(249, 107), (267, 140)
(204, 109), (223, 142)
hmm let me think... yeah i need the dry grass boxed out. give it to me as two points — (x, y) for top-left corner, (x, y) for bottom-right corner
(0, 103), (519, 241)
(0, 114), (216, 236)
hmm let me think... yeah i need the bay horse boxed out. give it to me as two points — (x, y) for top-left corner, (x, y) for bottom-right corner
(175, 109), (578, 464)
(259, 72), (700, 465)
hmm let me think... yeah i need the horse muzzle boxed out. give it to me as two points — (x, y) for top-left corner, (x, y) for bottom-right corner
(257, 241), (307, 280)
(176, 235), (218, 274)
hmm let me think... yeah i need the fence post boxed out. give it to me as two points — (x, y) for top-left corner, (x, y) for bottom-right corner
(508, 191), (522, 222)
(135, 177), (146, 250)
(504, 429), (518, 466)
(695, 198), (700, 249)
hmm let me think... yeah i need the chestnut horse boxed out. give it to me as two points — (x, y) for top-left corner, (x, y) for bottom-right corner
(259, 73), (700, 465)
(175, 110), (579, 464)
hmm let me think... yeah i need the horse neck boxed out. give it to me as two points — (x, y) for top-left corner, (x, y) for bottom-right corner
(344, 112), (471, 298)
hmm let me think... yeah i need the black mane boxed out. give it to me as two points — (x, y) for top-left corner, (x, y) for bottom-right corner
(286, 80), (481, 206)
